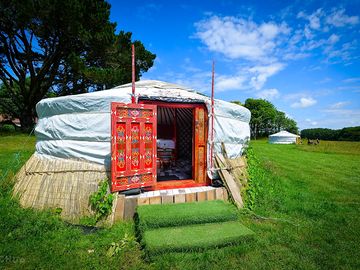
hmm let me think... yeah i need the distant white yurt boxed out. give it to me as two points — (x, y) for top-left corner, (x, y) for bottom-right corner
(268, 131), (300, 144)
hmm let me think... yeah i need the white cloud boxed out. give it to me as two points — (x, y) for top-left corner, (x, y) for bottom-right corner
(256, 88), (280, 100)
(291, 97), (317, 108)
(298, 8), (358, 30)
(301, 39), (326, 50)
(305, 118), (318, 126)
(289, 8), (358, 65)
(324, 41), (357, 62)
(215, 75), (246, 91)
(325, 8), (359, 27)
(328, 34), (340, 44)
(191, 8), (359, 93)
(182, 61), (284, 92)
(329, 101), (351, 109)
(298, 8), (323, 30)
(317, 77), (332, 84)
(248, 63), (285, 89)
(321, 109), (360, 127)
(309, 14), (322, 29)
(194, 16), (289, 62)
(342, 77), (360, 83)
(303, 25), (314, 39)
(283, 52), (311, 60)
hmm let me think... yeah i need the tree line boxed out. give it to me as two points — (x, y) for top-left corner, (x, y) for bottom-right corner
(0, 0), (156, 130)
(301, 127), (360, 141)
(232, 99), (299, 139)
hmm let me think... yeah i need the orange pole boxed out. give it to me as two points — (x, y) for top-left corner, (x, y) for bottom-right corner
(210, 61), (215, 171)
(131, 44), (136, 104)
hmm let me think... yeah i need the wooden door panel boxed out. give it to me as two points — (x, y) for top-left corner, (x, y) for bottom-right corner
(111, 103), (157, 192)
(194, 106), (207, 184)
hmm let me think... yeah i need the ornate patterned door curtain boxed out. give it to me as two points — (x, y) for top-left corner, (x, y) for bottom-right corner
(111, 103), (157, 192)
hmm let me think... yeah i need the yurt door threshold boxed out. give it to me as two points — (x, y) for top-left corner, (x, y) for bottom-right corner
(110, 101), (208, 192)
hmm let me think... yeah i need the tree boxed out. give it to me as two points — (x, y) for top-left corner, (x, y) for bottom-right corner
(0, 0), (156, 130)
(274, 110), (298, 134)
(283, 117), (298, 134)
(244, 98), (277, 139)
(0, 80), (25, 120)
(0, 79), (56, 120)
(244, 98), (299, 139)
(230, 100), (243, 106)
(83, 31), (155, 90)
(0, 0), (115, 130)
(56, 31), (156, 95)
(301, 127), (360, 141)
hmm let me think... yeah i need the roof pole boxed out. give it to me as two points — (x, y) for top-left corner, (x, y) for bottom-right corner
(131, 44), (136, 104)
(210, 60), (215, 173)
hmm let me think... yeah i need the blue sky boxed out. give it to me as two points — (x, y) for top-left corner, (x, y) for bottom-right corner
(109, 0), (360, 130)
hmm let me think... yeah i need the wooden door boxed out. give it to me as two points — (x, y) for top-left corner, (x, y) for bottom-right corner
(193, 106), (207, 184)
(111, 103), (157, 192)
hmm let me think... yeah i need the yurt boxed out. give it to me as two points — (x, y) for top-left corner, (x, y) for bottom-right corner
(14, 80), (251, 221)
(268, 130), (300, 144)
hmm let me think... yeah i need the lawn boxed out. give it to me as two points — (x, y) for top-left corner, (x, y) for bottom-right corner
(0, 134), (148, 269)
(1, 134), (359, 269)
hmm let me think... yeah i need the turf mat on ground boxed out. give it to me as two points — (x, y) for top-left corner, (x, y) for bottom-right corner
(137, 200), (238, 230)
(143, 221), (254, 254)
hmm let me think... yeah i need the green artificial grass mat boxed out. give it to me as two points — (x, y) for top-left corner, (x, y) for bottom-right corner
(143, 221), (254, 254)
(137, 200), (238, 230)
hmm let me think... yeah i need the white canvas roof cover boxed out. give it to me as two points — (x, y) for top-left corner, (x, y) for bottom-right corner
(35, 80), (251, 176)
(269, 131), (299, 137)
(268, 130), (299, 144)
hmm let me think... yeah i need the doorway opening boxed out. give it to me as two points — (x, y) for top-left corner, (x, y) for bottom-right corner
(138, 100), (208, 188)
(157, 106), (193, 181)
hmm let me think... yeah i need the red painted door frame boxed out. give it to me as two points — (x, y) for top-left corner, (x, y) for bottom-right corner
(193, 106), (208, 185)
(140, 100), (208, 186)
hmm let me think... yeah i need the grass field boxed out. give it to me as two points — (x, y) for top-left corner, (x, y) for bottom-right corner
(0, 134), (148, 269)
(1, 134), (360, 269)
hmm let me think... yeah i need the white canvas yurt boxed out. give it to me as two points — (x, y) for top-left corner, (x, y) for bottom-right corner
(14, 80), (251, 221)
(268, 130), (300, 144)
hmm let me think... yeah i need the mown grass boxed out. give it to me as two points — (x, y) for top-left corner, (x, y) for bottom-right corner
(149, 140), (360, 269)
(1, 134), (360, 269)
(143, 221), (254, 254)
(0, 134), (36, 180)
(137, 200), (238, 231)
(298, 139), (360, 155)
(0, 134), (149, 269)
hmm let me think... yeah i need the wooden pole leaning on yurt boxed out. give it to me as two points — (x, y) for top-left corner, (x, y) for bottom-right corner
(131, 44), (136, 104)
(210, 61), (215, 172)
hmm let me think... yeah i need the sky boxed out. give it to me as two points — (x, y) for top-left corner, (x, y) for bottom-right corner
(108, 0), (360, 130)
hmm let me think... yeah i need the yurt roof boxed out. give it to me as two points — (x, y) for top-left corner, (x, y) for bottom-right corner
(269, 131), (299, 137)
(36, 80), (250, 123)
